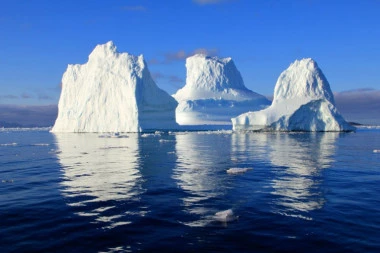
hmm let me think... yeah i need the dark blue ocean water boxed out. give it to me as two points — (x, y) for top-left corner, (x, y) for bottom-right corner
(1, 128), (380, 252)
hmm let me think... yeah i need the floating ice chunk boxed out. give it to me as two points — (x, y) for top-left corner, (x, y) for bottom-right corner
(226, 167), (252, 174)
(0, 143), (17, 146)
(98, 133), (129, 138)
(159, 139), (174, 143)
(141, 133), (155, 138)
(48, 149), (62, 154)
(214, 209), (238, 222)
(2, 179), (14, 183)
(373, 150), (380, 153)
(32, 143), (50, 146)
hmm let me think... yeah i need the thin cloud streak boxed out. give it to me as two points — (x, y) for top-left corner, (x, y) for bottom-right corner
(38, 94), (54, 100)
(151, 71), (184, 89)
(154, 48), (219, 64)
(0, 94), (19, 99)
(22, 93), (32, 99)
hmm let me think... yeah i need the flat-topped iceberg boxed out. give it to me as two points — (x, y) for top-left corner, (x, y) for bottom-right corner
(173, 54), (270, 125)
(52, 41), (178, 133)
(232, 58), (355, 132)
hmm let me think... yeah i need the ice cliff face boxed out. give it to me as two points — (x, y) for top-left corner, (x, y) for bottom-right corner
(52, 41), (178, 132)
(232, 58), (355, 132)
(173, 54), (270, 125)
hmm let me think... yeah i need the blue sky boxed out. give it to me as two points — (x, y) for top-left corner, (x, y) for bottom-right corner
(0, 0), (379, 108)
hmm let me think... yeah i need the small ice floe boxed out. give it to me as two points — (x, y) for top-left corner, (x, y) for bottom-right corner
(159, 139), (174, 143)
(2, 179), (14, 183)
(374, 150), (380, 153)
(48, 149), (61, 154)
(32, 143), (50, 146)
(98, 133), (128, 138)
(214, 209), (238, 222)
(226, 167), (252, 174)
(0, 142), (17, 146)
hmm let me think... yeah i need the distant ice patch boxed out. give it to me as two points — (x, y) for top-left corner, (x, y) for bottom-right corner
(373, 150), (380, 153)
(226, 167), (252, 174)
(98, 133), (129, 138)
(214, 209), (238, 222)
(0, 143), (17, 146)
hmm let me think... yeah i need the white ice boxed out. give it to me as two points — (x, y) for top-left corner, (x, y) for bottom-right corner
(232, 58), (355, 132)
(173, 54), (270, 125)
(214, 209), (238, 222)
(52, 41), (178, 133)
(226, 167), (252, 174)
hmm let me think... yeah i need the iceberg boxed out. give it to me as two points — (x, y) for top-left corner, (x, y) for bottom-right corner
(232, 58), (355, 132)
(173, 54), (270, 125)
(52, 41), (178, 133)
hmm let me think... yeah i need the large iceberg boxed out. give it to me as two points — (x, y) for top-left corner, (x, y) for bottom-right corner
(52, 41), (178, 133)
(232, 58), (355, 132)
(173, 54), (270, 125)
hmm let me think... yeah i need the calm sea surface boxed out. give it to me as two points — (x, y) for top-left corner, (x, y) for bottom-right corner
(1, 128), (379, 252)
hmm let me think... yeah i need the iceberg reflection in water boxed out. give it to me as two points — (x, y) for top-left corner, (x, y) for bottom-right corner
(1, 130), (379, 252)
(172, 131), (233, 226)
(54, 133), (146, 229)
(269, 133), (338, 218)
(231, 132), (338, 219)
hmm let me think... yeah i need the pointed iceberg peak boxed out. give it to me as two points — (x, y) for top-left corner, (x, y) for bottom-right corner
(292, 57), (318, 69)
(89, 41), (119, 60)
(273, 58), (335, 105)
(232, 58), (354, 132)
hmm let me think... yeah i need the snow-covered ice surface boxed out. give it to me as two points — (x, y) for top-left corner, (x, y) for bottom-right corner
(232, 58), (355, 132)
(52, 41), (178, 133)
(173, 54), (270, 126)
